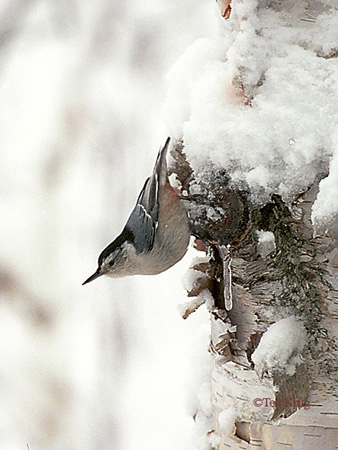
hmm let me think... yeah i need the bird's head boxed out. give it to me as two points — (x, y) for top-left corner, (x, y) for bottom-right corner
(82, 228), (135, 284)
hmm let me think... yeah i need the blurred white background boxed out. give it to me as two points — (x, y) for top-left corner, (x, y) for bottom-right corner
(0, 1), (216, 449)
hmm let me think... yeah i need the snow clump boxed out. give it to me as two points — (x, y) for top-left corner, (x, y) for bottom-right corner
(164, 1), (338, 235)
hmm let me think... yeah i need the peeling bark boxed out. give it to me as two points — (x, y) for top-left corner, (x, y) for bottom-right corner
(183, 173), (338, 448)
(171, 1), (338, 447)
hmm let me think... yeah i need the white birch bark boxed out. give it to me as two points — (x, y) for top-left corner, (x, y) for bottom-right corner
(210, 1), (338, 448)
(178, 1), (338, 448)
(209, 182), (338, 449)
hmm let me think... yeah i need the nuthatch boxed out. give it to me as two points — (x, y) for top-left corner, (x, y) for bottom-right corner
(83, 137), (191, 285)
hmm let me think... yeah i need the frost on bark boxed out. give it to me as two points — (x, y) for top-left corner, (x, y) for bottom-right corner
(170, 1), (338, 449)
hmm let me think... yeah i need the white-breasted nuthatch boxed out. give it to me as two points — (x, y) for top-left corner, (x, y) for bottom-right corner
(83, 137), (191, 285)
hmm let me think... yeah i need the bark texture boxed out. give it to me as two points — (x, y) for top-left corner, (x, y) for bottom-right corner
(209, 183), (338, 449)
(171, 1), (338, 448)
(174, 150), (338, 448)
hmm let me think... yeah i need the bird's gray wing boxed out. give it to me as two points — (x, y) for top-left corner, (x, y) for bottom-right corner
(125, 177), (157, 253)
(124, 138), (170, 253)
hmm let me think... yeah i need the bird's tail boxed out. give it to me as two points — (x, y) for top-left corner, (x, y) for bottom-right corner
(134, 137), (171, 219)
(153, 137), (170, 186)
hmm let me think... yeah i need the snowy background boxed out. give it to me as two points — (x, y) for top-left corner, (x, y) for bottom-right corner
(0, 1), (217, 449)
(2, 0), (338, 449)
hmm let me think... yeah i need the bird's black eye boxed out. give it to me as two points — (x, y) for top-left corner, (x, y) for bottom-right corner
(109, 260), (114, 267)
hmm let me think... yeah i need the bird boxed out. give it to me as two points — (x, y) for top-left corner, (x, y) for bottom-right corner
(83, 137), (191, 285)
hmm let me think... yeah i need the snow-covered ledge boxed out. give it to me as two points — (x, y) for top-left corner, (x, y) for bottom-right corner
(166, 1), (338, 448)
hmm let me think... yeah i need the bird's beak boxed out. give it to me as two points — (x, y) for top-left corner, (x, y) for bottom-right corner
(82, 269), (102, 285)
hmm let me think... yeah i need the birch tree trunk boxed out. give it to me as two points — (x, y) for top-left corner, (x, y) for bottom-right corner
(172, 1), (338, 448)
(206, 183), (338, 449)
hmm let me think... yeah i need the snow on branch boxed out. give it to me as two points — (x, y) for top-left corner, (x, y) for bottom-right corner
(251, 316), (307, 378)
(165, 0), (338, 235)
